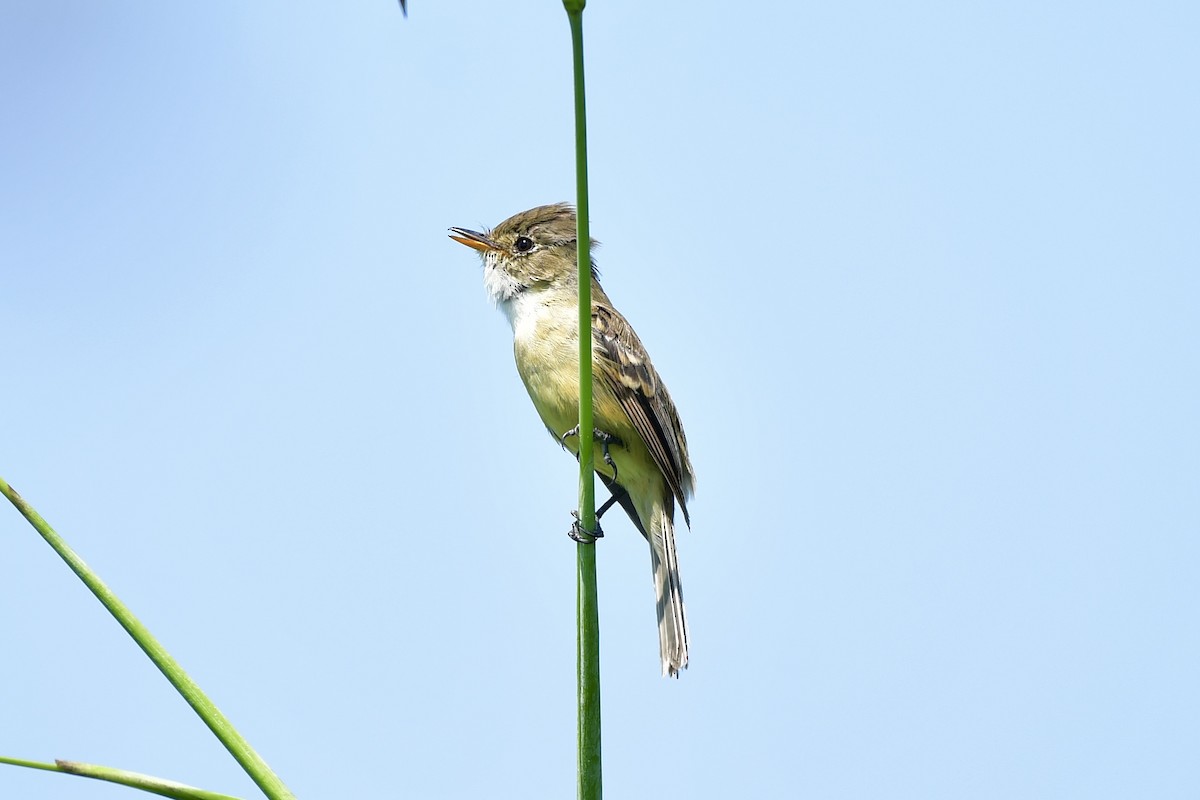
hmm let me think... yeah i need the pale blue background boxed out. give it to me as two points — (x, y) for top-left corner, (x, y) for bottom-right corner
(2, 2), (1197, 798)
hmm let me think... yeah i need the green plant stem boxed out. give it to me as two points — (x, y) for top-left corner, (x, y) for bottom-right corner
(566, 5), (595, 535)
(0, 476), (296, 800)
(0, 756), (244, 800)
(564, 3), (602, 799)
(56, 760), (245, 800)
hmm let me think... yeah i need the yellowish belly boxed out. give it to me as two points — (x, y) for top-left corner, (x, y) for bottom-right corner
(512, 308), (644, 482)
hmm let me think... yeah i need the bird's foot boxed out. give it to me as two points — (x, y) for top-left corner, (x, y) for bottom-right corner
(560, 425), (580, 446)
(560, 427), (624, 482)
(568, 510), (604, 544)
(596, 430), (623, 481)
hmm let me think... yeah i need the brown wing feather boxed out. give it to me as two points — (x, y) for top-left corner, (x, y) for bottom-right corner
(593, 303), (694, 527)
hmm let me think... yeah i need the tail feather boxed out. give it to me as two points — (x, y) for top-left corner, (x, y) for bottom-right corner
(649, 502), (689, 677)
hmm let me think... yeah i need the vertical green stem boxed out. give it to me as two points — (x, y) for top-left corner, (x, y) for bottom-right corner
(565, 7), (594, 535)
(0, 476), (296, 800)
(564, 2), (602, 799)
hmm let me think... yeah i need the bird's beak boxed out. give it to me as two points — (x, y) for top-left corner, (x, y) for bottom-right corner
(448, 227), (500, 252)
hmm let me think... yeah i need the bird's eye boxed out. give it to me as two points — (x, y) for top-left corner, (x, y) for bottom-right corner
(513, 236), (535, 253)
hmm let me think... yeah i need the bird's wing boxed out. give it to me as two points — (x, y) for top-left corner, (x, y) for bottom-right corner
(593, 302), (694, 526)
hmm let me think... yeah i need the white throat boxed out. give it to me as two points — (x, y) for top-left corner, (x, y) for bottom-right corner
(483, 255), (521, 299)
(483, 256), (531, 330)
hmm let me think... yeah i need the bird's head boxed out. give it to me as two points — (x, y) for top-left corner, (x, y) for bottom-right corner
(450, 203), (597, 305)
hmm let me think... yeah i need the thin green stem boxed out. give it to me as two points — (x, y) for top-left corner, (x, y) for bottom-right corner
(565, 3), (602, 800)
(0, 756), (244, 800)
(0, 756), (60, 774)
(0, 476), (296, 800)
(567, 10), (595, 534)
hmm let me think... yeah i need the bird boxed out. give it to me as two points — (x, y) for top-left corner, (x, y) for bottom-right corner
(449, 203), (695, 677)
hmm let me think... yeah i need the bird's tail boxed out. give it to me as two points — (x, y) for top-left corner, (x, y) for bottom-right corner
(649, 501), (689, 677)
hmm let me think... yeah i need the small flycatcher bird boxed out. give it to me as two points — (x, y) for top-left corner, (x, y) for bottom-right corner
(449, 203), (695, 677)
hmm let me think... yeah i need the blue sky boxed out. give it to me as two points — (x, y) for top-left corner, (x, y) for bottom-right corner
(2, 2), (1197, 798)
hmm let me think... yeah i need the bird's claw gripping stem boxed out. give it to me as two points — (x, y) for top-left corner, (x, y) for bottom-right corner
(569, 511), (604, 544)
(561, 426), (624, 482)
